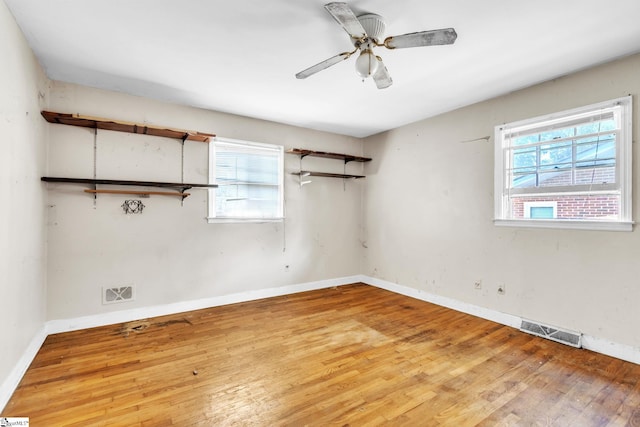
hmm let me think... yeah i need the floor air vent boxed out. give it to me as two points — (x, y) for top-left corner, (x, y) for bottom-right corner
(520, 319), (582, 348)
(103, 286), (135, 304)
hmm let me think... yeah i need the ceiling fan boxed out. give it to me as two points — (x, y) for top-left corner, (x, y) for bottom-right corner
(295, 2), (457, 89)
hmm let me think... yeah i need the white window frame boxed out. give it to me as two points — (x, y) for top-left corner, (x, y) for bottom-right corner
(207, 137), (284, 223)
(494, 96), (633, 231)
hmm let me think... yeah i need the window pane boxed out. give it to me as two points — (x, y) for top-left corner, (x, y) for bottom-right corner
(530, 206), (555, 219)
(576, 140), (615, 158)
(511, 173), (537, 189)
(539, 127), (574, 142)
(576, 134), (616, 185)
(574, 165), (615, 185)
(216, 184), (279, 218)
(576, 119), (616, 135)
(512, 134), (540, 146)
(511, 194), (620, 220)
(216, 152), (279, 185)
(210, 139), (283, 220)
(539, 142), (572, 167)
(512, 148), (536, 168)
(537, 169), (573, 187)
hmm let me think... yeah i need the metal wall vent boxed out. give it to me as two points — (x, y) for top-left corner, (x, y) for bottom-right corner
(103, 286), (135, 305)
(520, 319), (582, 348)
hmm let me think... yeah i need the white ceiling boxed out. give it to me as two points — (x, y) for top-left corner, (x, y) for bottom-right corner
(5, 0), (640, 138)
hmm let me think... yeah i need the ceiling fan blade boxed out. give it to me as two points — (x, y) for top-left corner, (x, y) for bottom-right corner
(295, 51), (352, 79)
(373, 58), (392, 89)
(324, 2), (367, 40)
(384, 28), (457, 49)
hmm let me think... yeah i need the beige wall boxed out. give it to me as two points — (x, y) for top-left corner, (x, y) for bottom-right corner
(0, 0), (49, 399)
(45, 82), (366, 320)
(363, 53), (640, 349)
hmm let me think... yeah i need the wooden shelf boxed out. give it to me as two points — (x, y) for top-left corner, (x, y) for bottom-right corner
(288, 148), (371, 186)
(41, 177), (217, 193)
(41, 111), (215, 143)
(41, 112), (217, 204)
(84, 189), (191, 198)
(286, 148), (371, 163)
(292, 171), (365, 179)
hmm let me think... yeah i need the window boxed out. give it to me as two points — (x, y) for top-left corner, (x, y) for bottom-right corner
(208, 137), (284, 223)
(494, 96), (632, 231)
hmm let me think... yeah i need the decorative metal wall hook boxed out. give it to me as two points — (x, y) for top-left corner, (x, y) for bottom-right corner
(121, 199), (145, 214)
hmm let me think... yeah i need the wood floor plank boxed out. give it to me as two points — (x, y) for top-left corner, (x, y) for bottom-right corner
(3, 283), (640, 426)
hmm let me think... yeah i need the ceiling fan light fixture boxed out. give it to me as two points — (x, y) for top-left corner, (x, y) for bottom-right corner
(355, 49), (379, 78)
(295, 3), (457, 89)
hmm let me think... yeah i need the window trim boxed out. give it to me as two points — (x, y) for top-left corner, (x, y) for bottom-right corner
(494, 96), (633, 231)
(207, 137), (284, 224)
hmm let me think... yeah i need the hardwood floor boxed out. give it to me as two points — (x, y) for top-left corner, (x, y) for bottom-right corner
(4, 283), (640, 426)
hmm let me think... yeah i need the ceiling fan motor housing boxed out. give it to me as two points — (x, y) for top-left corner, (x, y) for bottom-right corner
(357, 13), (386, 43)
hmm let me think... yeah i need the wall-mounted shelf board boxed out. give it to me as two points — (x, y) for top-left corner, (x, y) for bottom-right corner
(41, 177), (217, 193)
(286, 148), (371, 163)
(84, 189), (191, 198)
(41, 111), (215, 143)
(292, 171), (365, 179)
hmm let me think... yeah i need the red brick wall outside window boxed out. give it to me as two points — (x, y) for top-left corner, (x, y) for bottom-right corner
(511, 194), (619, 219)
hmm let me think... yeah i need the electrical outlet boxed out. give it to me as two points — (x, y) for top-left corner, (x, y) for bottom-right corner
(497, 284), (506, 295)
(474, 280), (482, 290)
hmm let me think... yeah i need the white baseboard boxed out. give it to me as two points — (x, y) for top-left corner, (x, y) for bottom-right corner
(581, 334), (640, 365)
(359, 275), (640, 365)
(47, 275), (361, 335)
(0, 325), (47, 413)
(359, 275), (521, 328)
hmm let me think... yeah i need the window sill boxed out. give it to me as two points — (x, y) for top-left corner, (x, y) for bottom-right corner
(207, 217), (284, 224)
(494, 219), (633, 232)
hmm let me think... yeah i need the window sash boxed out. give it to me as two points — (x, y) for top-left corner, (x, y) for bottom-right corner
(503, 126), (620, 194)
